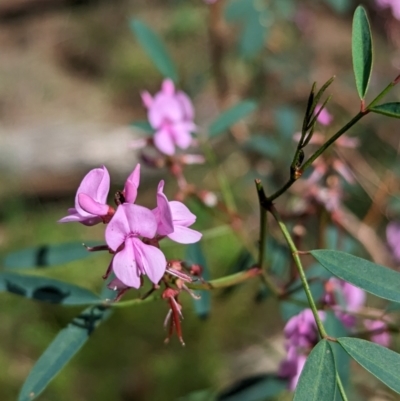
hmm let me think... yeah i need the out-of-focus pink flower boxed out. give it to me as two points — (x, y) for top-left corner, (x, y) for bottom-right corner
(278, 347), (307, 391)
(153, 180), (202, 244)
(105, 203), (167, 288)
(324, 278), (366, 327)
(142, 79), (196, 156)
(59, 166), (111, 226)
(376, 0), (400, 20)
(364, 320), (391, 347)
(279, 309), (324, 391)
(315, 104), (333, 126)
(386, 222), (400, 262)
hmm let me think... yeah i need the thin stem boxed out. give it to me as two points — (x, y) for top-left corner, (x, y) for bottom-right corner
(302, 111), (366, 171)
(255, 180), (268, 270)
(268, 204), (328, 338)
(367, 80), (396, 109)
(336, 373), (349, 401)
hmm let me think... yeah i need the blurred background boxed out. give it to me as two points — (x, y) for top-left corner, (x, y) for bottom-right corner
(1, 0), (400, 400)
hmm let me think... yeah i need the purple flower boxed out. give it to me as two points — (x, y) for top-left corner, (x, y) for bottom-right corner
(142, 79), (196, 155)
(324, 278), (366, 327)
(279, 309), (325, 391)
(386, 222), (400, 263)
(364, 320), (391, 347)
(105, 203), (167, 288)
(122, 164), (141, 204)
(376, 0), (400, 20)
(315, 103), (333, 126)
(153, 180), (202, 244)
(59, 166), (111, 226)
(278, 347), (307, 391)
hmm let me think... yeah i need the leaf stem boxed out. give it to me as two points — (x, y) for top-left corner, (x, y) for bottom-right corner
(336, 373), (349, 401)
(268, 203), (328, 339)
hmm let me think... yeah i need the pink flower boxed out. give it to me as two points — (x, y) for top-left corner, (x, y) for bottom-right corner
(279, 309), (324, 391)
(278, 347), (307, 391)
(315, 103), (333, 126)
(386, 222), (400, 263)
(324, 278), (366, 327)
(105, 203), (167, 288)
(142, 79), (196, 155)
(121, 164), (141, 204)
(364, 320), (391, 347)
(59, 166), (111, 226)
(153, 180), (202, 244)
(376, 0), (400, 20)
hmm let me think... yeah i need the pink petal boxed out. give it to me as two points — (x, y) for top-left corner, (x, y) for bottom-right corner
(108, 277), (130, 291)
(169, 201), (196, 227)
(289, 355), (307, 391)
(141, 91), (153, 108)
(149, 96), (183, 127)
(155, 180), (174, 236)
(132, 238), (166, 284)
(58, 209), (102, 226)
(78, 193), (109, 216)
(171, 122), (194, 149)
(112, 240), (141, 288)
(105, 205), (130, 251)
(154, 127), (176, 155)
(167, 225), (202, 244)
(161, 79), (175, 96)
(176, 91), (195, 120)
(124, 164), (141, 203)
(74, 166), (110, 216)
(123, 203), (157, 239)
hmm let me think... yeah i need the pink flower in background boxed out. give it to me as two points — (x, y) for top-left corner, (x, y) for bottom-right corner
(324, 278), (366, 328)
(105, 203), (167, 288)
(315, 103), (333, 126)
(279, 309), (325, 390)
(386, 222), (400, 262)
(376, 0), (400, 20)
(153, 180), (202, 244)
(142, 79), (196, 156)
(59, 166), (111, 226)
(364, 320), (391, 347)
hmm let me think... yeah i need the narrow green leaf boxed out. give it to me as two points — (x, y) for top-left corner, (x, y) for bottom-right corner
(294, 340), (337, 401)
(186, 243), (211, 319)
(352, 6), (373, 99)
(338, 337), (400, 394)
(130, 120), (154, 134)
(130, 20), (178, 82)
(310, 250), (400, 303)
(18, 306), (112, 401)
(3, 241), (100, 269)
(0, 272), (101, 305)
(217, 374), (286, 401)
(243, 135), (280, 159)
(209, 100), (257, 138)
(370, 103), (400, 118)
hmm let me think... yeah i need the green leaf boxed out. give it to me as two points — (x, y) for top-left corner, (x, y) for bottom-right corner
(179, 389), (216, 401)
(130, 20), (178, 82)
(239, 12), (266, 59)
(370, 103), (400, 118)
(0, 272), (101, 305)
(3, 241), (100, 269)
(186, 243), (211, 319)
(294, 340), (337, 401)
(18, 306), (112, 401)
(130, 120), (154, 134)
(310, 250), (400, 303)
(338, 337), (400, 394)
(352, 6), (373, 99)
(324, 0), (351, 14)
(209, 100), (257, 138)
(217, 374), (286, 401)
(243, 135), (280, 159)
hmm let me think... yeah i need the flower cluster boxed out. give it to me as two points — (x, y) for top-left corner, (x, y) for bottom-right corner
(280, 276), (391, 391)
(59, 165), (202, 291)
(141, 79), (197, 156)
(278, 309), (325, 390)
